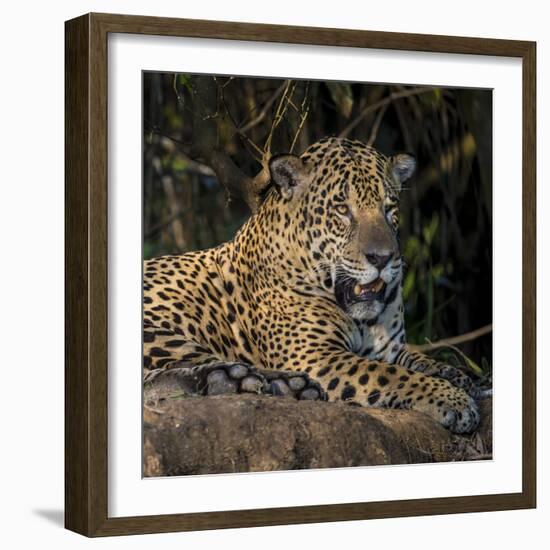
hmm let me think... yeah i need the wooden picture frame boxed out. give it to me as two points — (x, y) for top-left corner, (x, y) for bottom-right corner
(65, 12), (536, 537)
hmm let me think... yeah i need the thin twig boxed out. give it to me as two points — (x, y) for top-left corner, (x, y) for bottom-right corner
(290, 85), (311, 153)
(216, 80), (264, 162)
(239, 81), (289, 133)
(263, 80), (295, 159)
(408, 324), (493, 353)
(172, 74), (184, 106)
(143, 403), (166, 415)
(144, 122), (191, 151)
(339, 87), (438, 138)
(144, 205), (187, 239)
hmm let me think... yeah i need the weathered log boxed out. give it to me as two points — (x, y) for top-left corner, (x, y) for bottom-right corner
(143, 395), (492, 477)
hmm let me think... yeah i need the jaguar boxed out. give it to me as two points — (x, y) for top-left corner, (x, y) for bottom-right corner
(143, 136), (483, 434)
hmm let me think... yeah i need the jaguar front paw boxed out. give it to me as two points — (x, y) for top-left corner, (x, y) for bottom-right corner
(261, 369), (327, 401)
(412, 381), (480, 434)
(202, 363), (327, 400)
(414, 362), (484, 400)
(144, 361), (326, 402)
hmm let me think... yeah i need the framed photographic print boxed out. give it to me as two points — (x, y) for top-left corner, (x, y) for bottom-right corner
(65, 13), (536, 537)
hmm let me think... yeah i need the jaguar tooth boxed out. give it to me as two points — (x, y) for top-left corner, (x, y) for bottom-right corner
(353, 283), (363, 296)
(373, 279), (384, 292)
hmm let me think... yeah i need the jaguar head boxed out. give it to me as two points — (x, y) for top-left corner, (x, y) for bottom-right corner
(269, 137), (415, 321)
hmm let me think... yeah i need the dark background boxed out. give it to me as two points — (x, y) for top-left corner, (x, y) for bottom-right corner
(143, 73), (492, 378)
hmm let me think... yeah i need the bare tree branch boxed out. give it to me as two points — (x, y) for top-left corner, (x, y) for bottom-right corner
(263, 81), (295, 159)
(185, 76), (269, 212)
(339, 87), (438, 139)
(408, 324), (492, 353)
(290, 83), (311, 153)
(239, 81), (289, 133)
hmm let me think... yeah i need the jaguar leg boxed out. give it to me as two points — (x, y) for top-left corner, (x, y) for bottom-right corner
(300, 346), (480, 434)
(143, 326), (324, 404)
(395, 348), (486, 398)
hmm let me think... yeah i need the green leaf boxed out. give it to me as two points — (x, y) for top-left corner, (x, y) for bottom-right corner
(422, 214), (439, 245)
(460, 353), (484, 377)
(438, 344), (485, 377)
(403, 235), (421, 261)
(425, 262), (434, 339)
(403, 270), (416, 300)
(431, 264), (444, 279)
(177, 74), (193, 92)
(172, 157), (188, 171)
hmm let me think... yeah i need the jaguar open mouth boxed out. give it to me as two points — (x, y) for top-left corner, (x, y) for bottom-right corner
(334, 276), (387, 309)
(351, 279), (386, 300)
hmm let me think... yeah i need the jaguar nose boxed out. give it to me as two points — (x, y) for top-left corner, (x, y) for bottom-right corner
(365, 252), (392, 270)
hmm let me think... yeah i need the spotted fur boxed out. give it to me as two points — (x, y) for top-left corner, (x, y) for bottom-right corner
(143, 137), (480, 433)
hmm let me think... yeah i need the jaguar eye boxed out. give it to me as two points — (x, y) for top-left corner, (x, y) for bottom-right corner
(335, 204), (350, 217)
(385, 206), (398, 225)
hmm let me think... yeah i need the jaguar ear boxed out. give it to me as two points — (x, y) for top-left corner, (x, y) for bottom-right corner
(269, 154), (309, 201)
(390, 154), (416, 188)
